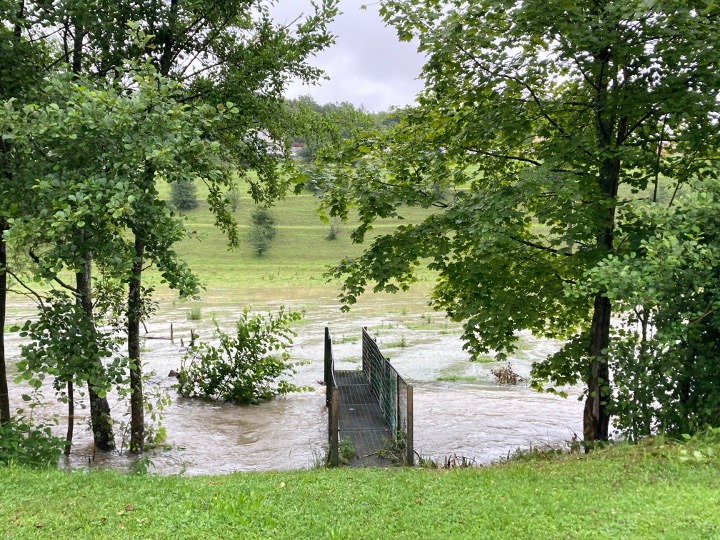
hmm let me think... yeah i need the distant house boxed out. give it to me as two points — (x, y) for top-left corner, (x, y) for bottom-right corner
(254, 130), (285, 156)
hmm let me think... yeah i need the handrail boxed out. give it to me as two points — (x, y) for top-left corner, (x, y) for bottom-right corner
(362, 328), (414, 465)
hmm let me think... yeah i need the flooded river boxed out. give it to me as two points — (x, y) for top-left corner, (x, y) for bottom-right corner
(4, 292), (583, 475)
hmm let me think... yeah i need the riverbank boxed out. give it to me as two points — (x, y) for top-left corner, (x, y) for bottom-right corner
(2, 435), (719, 539)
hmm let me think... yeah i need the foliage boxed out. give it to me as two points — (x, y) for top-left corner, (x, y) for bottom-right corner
(3, 435), (720, 538)
(249, 207), (277, 257)
(177, 308), (304, 404)
(315, 0), (720, 441)
(16, 291), (126, 400)
(285, 95), (378, 163)
(170, 179), (199, 211)
(336, 436), (356, 466)
(2, 0), (339, 451)
(187, 304), (203, 321)
(0, 417), (64, 468)
(578, 179), (720, 440)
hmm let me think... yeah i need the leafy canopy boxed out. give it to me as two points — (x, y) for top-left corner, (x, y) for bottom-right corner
(315, 0), (720, 437)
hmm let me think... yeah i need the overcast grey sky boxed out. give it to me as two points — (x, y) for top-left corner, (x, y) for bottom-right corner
(270, 1), (426, 112)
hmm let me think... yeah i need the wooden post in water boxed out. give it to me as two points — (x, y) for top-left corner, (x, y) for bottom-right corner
(406, 384), (414, 466)
(329, 387), (339, 467)
(170, 323), (174, 344)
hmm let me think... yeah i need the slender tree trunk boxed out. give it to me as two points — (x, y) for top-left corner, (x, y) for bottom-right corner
(583, 153), (619, 446)
(128, 235), (145, 453)
(76, 253), (115, 450)
(0, 218), (10, 424)
(64, 380), (74, 455)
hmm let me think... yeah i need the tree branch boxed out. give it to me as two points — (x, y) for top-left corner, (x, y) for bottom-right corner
(510, 236), (573, 256)
(28, 250), (80, 294)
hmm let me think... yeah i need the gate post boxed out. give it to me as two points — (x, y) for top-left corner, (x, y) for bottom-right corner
(329, 387), (339, 467)
(324, 327), (331, 407)
(406, 384), (414, 466)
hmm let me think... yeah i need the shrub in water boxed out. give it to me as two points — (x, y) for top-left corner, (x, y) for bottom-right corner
(0, 417), (64, 468)
(177, 308), (304, 404)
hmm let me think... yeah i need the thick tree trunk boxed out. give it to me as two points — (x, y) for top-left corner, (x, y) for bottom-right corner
(76, 254), (115, 450)
(128, 235), (145, 453)
(584, 294), (611, 443)
(0, 218), (10, 423)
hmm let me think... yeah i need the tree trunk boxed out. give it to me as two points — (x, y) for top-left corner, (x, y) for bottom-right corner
(0, 217), (10, 424)
(76, 253), (115, 450)
(584, 293), (611, 444)
(128, 235), (145, 453)
(583, 152), (620, 446)
(64, 380), (74, 456)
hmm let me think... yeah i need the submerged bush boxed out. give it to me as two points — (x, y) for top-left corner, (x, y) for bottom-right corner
(177, 308), (304, 404)
(0, 418), (64, 468)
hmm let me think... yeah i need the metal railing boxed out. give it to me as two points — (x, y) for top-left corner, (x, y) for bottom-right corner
(362, 328), (414, 465)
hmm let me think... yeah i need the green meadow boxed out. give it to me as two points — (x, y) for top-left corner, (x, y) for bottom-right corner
(147, 180), (436, 301)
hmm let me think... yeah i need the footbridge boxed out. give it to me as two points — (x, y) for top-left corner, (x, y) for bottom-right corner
(324, 328), (414, 467)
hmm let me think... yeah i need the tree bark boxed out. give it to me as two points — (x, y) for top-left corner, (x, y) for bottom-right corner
(585, 293), (611, 443)
(128, 234), (145, 453)
(64, 380), (74, 455)
(583, 147), (620, 445)
(0, 217), (10, 424)
(76, 253), (115, 450)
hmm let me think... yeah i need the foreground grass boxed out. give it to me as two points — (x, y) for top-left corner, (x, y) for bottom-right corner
(2, 439), (719, 539)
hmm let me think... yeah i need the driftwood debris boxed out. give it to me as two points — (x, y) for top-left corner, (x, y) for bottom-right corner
(490, 362), (527, 385)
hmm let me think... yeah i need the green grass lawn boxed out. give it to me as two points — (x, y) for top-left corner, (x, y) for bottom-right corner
(2, 437), (719, 539)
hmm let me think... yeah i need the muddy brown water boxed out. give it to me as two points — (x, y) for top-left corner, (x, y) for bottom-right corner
(4, 292), (583, 474)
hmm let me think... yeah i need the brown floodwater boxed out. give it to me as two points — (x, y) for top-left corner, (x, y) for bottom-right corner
(3, 292), (583, 474)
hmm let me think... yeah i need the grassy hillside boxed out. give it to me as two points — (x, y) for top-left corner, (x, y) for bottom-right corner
(2, 436), (719, 539)
(149, 179), (436, 302)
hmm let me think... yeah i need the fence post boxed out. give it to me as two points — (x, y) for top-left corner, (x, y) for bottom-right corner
(406, 384), (414, 466)
(324, 327), (332, 407)
(329, 387), (339, 467)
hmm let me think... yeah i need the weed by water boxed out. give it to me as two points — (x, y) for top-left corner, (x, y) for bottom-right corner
(384, 335), (408, 348)
(417, 453), (477, 469)
(187, 305), (202, 321)
(332, 335), (358, 345)
(316, 436), (356, 468)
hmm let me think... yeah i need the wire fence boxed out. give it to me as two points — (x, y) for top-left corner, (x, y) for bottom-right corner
(362, 328), (413, 463)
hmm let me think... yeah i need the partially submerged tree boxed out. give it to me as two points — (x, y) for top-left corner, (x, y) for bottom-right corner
(319, 0), (720, 444)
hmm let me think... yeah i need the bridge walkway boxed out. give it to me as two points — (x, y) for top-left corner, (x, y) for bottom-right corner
(325, 328), (413, 467)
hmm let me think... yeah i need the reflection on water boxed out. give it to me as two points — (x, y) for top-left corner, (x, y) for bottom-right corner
(4, 293), (583, 475)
